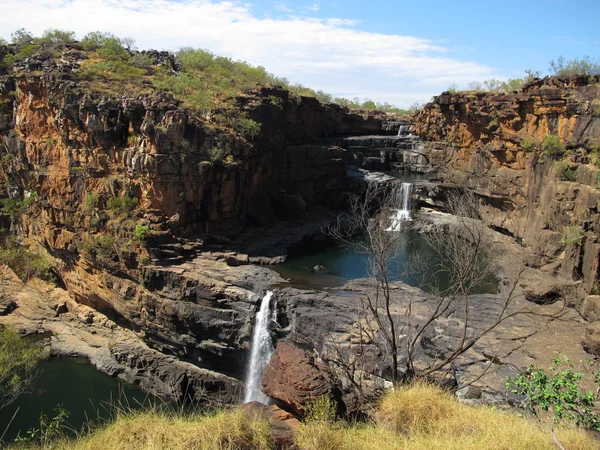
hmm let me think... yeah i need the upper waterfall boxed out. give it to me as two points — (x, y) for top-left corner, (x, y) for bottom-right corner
(386, 182), (413, 231)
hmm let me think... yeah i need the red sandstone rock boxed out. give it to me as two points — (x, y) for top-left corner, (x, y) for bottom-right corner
(262, 340), (337, 415)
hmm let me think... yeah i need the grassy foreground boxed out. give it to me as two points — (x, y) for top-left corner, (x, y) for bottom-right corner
(14, 384), (598, 450)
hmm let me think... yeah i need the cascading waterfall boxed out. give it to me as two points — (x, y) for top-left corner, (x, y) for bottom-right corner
(243, 291), (276, 404)
(397, 124), (411, 136)
(386, 182), (413, 231)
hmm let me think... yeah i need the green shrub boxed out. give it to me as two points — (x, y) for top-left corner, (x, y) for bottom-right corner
(95, 235), (116, 257)
(78, 60), (146, 82)
(129, 53), (154, 70)
(507, 354), (600, 430)
(560, 226), (585, 247)
(84, 193), (99, 211)
(37, 28), (75, 50)
(208, 146), (224, 163)
(0, 326), (48, 410)
(107, 196), (138, 215)
(521, 136), (539, 153)
(541, 134), (566, 160)
(549, 55), (600, 76)
(303, 396), (337, 424)
(266, 95), (284, 109)
(134, 224), (150, 241)
(10, 28), (34, 46)
(0, 235), (54, 282)
(1, 193), (37, 218)
(554, 160), (577, 181)
(235, 117), (261, 139)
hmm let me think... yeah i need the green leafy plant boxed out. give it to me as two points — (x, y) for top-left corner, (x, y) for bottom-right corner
(541, 135), (567, 160)
(0, 326), (49, 410)
(0, 236), (54, 282)
(208, 146), (224, 163)
(554, 160), (577, 181)
(107, 196), (138, 215)
(135, 224), (150, 241)
(521, 136), (539, 153)
(84, 193), (99, 211)
(235, 117), (261, 139)
(15, 406), (69, 446)
(303, 396), (337, 424)
(507, 354), (600, 430)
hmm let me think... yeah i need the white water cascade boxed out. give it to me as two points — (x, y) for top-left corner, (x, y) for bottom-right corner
(397, 124), (411, 136)
(244, 291), (276, 404)
(386, 182), (413, 231)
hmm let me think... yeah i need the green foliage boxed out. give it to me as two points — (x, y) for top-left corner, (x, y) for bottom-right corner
(549, 55), (600, 76)
(0, 235), (54, 282)
(208, 146), (224, 163)
(10, 28), (34, 46)
(507, 354), (600, 430)
(78, 60), (146, 82)
(541, 134), (566, 160)
(560, 226), (585, 247)
(107, 196), (138, 215)
(447, 83), (458, 94)
(80, 31), (127, 61)
(303, 396), (337, 424)
(0, 326), (48, 410)
(554, 160), (577, 181)
(84, 194), (99, 212)
(1, 193), (37, 218)
(37, 29), (75, 50)
(235, 117), (261, 139)
(597, 172), (600, 190)
(266, 95), (284, 109)
(521, 136), (539, 153)
(95, 235), (116, 258)
(129, 53), (154, 70)
(134, 224), (150, 241)
(15, 406), (69, 446)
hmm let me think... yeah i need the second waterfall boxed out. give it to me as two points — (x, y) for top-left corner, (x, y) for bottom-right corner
(386, 182), (413, 232)
(243, 291), (276, 404)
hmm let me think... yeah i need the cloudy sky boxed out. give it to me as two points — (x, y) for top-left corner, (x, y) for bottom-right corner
(1, 0), (598, 107)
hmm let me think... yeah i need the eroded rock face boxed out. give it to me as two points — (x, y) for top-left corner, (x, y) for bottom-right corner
(262, 340), (340, 415)
(413, 75), (600, 301)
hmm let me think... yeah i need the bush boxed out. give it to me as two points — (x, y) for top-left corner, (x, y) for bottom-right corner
(95, 235), (116, 258)
(235, 117), (261, 139)
(554, 160), (577, 181)
(0, 235), (54, 282)
(134, 224), (150, 241)
(0, 326), (48, 410)
(106, 196), (138, 215)
(37, 29), (75, 50)
(507, 355), (600, 430)
(549, 55), (600, 76)
(85, 194), (99, 211)
(303, 396), (337, 424)
(541, 134), (566, 160)
(1, 193), (37, 218)
(77, 60), (146, 82)
(521, 136), (539, 152)
(208, 146), (224, 163)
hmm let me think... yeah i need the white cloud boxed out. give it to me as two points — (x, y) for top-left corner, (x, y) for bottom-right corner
(0, 0), (502, 107)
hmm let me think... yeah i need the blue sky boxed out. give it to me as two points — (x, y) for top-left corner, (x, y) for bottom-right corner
(1, 0), (598, 107)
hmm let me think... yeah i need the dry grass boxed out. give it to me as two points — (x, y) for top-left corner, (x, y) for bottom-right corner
(297, 382), (600, 450)
(50, 408), (272, 450)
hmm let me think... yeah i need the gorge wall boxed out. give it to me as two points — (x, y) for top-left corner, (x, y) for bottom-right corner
(414, 75), (600, 303)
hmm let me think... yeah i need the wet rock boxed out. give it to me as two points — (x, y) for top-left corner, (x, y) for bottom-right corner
(312, 265), (328, 273)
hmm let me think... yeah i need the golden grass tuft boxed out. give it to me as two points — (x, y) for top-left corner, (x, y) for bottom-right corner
(296, 382), (600, 450)
(52, 408), (272, 450)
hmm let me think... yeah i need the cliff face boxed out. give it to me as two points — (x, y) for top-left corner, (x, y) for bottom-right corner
(414, 75), (600, 298)
(0, 48), (400, 396)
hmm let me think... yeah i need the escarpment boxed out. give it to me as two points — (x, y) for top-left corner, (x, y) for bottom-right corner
(414, 75), (600, 306)
(0, 44), (403, 399)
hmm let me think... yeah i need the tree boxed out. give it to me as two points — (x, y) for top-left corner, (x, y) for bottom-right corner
(10, 28), (34, 46)
(327, 184), (525, 386)
(0, 326), (48, 409)
(549, 55), (600, 76)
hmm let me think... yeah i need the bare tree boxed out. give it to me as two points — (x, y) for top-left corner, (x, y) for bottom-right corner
(327, 182), (526, 386)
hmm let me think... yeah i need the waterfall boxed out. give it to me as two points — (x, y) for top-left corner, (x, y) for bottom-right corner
(386, 182), (413, 231)
(244, 291), (276, 404)
(397, 124), (410, 136)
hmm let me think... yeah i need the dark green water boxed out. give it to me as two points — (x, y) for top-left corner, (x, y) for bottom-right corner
(0, 356), (153, 443)
(273, 232), (499, 294)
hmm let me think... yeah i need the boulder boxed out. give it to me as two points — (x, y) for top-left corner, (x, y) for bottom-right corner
(581, 295), (600, 322)
(242, 402), (301, 448)
(583, 322), (600, 356)
(262, 340), (340, 415)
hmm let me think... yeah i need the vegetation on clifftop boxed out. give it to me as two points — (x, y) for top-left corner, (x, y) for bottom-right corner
(0, 29), (411, 115)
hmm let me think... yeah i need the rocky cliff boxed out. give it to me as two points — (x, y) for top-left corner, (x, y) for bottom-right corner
(414, 75), (600, 305)
(0, 44), (401, 400)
